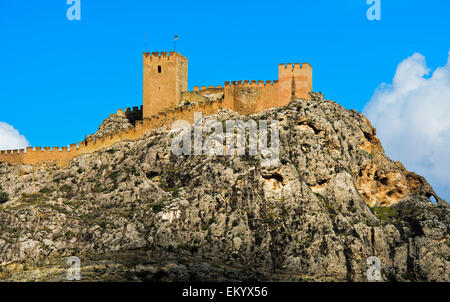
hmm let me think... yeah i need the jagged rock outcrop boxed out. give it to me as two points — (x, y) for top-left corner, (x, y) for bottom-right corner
(0, 97), (448, 281)
(85, 114), (133, 141)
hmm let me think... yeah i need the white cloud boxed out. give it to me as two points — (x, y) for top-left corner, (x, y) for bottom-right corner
(364, 51), (450, 201)
(0, 122), (29, 151)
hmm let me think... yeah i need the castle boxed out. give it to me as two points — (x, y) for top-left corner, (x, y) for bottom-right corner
(0, 52), (312, 166)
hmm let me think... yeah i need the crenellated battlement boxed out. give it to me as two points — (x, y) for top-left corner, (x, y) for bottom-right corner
(279, 62), (312, 70)
(117, 105), (142, 116)
(223, 80), (278, 87)
(115, 105), (143, 124)
(0, 149), (25, 155)
(143, 51), (183, 63)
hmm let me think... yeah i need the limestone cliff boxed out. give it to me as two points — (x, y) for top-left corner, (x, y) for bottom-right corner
(0, 96), (448, 281)
(85, 114), (133, 141)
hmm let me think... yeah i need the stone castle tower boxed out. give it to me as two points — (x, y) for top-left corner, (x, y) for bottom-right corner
(143, 52), (188, 118)
(277, 62), (313, 106)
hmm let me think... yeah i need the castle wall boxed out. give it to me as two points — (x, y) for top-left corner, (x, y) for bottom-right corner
(194, 86), (224, 96)
(222, 80), (279, 115)
(22, 147), (78, 166)
(181, 91), (211, 106)
(0, 149), (25, 165)
(197, 62), (311, 116)
(0, 53), (313, 166)
(0, 100), (223, 166)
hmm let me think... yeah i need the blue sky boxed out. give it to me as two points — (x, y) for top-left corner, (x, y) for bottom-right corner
(1, 1), (450, 198)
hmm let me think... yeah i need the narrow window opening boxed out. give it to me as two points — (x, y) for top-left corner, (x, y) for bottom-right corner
(158, 66), (162, 73)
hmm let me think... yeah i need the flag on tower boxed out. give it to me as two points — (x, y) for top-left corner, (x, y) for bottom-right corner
(175, 35), (178, 40)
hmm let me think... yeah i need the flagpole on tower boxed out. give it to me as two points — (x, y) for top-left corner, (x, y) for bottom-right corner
(174, 35), (178, 52)
(144, 33), (148, 52)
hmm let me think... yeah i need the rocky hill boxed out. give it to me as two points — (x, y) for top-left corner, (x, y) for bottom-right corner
(85, 114), (133, 142)
(0, 95), (448, 281)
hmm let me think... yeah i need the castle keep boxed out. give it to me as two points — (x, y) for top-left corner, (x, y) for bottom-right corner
(0, 52), (312, 166)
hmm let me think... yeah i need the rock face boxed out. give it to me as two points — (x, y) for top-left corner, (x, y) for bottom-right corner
(85, 114), (133, 141)
(0, 96), (448, 281)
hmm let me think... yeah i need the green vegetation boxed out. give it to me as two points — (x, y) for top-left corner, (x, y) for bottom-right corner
(63, 199), (82, 209)
(52, 174), (70, 184)
(314, 192), (324, 201)
(369, 203), (427, 239)
(19, 193), (44, 203)
(0, 191), (9, 204)
(39, 187), (54, 194)
(151, 202), (165, 212)
(108, 170), (121, 182)
(159, 179), (179, 197)
(370, 204), (426, 224)
(371, 206), (398, 223)
(201, 222), (209, 231)
(65, 230), (75, 239)
(179, 243), (199, 254)
(60, 184), (72, 193)
(165, 187), (179, 197)
(125, 166), (140, 177)
(244, 156), (260, 167)
(92, 182), (104, 193)
(60, 184), (75, 198)
(0, 185), (9, 204)
(315, 192), (337, 218)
